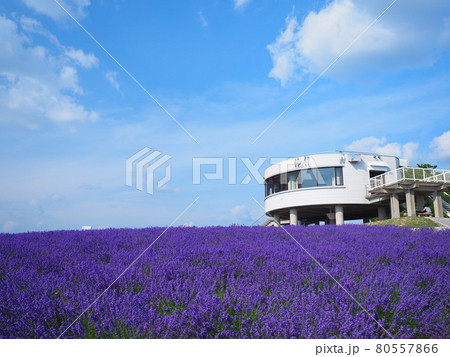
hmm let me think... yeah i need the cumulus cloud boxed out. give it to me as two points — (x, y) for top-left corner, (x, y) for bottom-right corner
(267, 15), (301, 85)
(344, 136), (419, 162)
(21, 0), (91, 21)
(59, 66), (82, 93)
(430, 131), (450, 161)
(105, 71), (120, 91)
(5, 75), (98, 123)
(267, 0), (450, 84)
(234, 0), (251, 10)
(0, 15), (98, 127)
(65, 48), (99, 68)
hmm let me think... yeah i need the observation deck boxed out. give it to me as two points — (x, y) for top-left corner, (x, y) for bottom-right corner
(368, 167), (450, 218)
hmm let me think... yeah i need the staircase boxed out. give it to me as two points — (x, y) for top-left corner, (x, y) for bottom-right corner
(425, 192), (450, 218)
(442, 192), (450, 217)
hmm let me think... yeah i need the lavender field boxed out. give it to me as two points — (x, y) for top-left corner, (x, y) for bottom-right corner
(0, 226), (448, 339)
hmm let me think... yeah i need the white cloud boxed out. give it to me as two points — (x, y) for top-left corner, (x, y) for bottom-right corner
(267, 0), (450, 84)
(231, 205), (247, 216)
(267, 15), (301, 86)
(59, 66), (82, 93)
(402, 142), (420, 163)
(198, 11), (208, 27)
(105, 71), (120, 91)
(19, 16), (59, 43)
(0, 15), (98, 127)
(65, 48), (99, 68)
(430, 131), (450, 161)
(21, 0), (91, 21)
(230, 205), (254, 223)
(230, 204), (264, 224)
(3, 70), (98, 124)
(2, 220), (18, 232)
(234, 0), (251, 10)
(344, 136), (419, 162)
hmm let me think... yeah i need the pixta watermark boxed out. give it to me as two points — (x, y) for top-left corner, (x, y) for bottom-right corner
(126, 148), (291, 194)
(126, 148), (172, 194)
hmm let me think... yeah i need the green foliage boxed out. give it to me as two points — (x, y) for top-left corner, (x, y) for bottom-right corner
(157, 299), (187, 316)
(81, 317), (97, 339)
(417, 163), (438, 169)
(367, 217), (442, 228)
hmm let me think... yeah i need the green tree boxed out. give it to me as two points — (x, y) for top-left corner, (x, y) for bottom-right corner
(417, 163), (438, 169)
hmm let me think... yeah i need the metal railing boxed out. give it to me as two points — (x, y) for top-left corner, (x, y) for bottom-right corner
(425, 171), (450, 183)
(369, 167), (450, 191)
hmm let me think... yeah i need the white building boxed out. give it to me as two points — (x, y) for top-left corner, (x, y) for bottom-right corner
(264, 151), (450, 225)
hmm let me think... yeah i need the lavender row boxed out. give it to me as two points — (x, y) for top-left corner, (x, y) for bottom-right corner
(0, 225), (448, 338)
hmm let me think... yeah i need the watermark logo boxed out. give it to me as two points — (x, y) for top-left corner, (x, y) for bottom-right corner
(126, 148), (171, 194)
(126, 149), (290, 194)
(192, 157), (289, 185)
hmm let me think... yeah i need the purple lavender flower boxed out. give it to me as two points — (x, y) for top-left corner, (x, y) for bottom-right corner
(0, 226), (448, 338)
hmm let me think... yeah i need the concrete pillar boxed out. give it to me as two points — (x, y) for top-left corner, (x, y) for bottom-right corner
(335, 205), (344, 225)
(405, 189), (416, 217)
(273, 214), (280, 224)
(289, 208), (298, 225)
(416, 194), (425, 210)
(378, 207), (387, 220)
(390, 193), (400, 218)
(326, 212), (335, 225)
(432, 190), (444, 218)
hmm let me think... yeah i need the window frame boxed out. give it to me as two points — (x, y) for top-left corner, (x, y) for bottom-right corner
(335, 167), (344, 186)
(265, 166), (344, 197)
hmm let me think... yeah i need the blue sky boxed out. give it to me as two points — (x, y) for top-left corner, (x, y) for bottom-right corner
(0, 0), (449, 232)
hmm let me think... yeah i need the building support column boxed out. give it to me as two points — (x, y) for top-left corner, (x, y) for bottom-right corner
(416, 194), (425, 210)
(273, 214), (280, 225)
(289, 209), (298, 225)
(378, 207), (387, 220)
(390, 193), (400, 218)
(432, 190), (444, 218)
(335, 205), (344, 225)
(405, 189), (416, 217)
(326, 212), (336, 225)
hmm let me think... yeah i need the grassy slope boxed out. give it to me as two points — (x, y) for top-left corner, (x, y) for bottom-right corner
(367, 216), (442, 228)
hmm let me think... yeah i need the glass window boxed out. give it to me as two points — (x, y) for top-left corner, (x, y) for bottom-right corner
(265, 178), (271, 196)
(288, 170), (300, 190)
(335, 167), (343, 186)
(272, 175), (281, 193)
(266, 167), (343, 196)
(317, 167), (335, 186)
(301, 169), (317, 188)
(280, 173), (288, 191)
